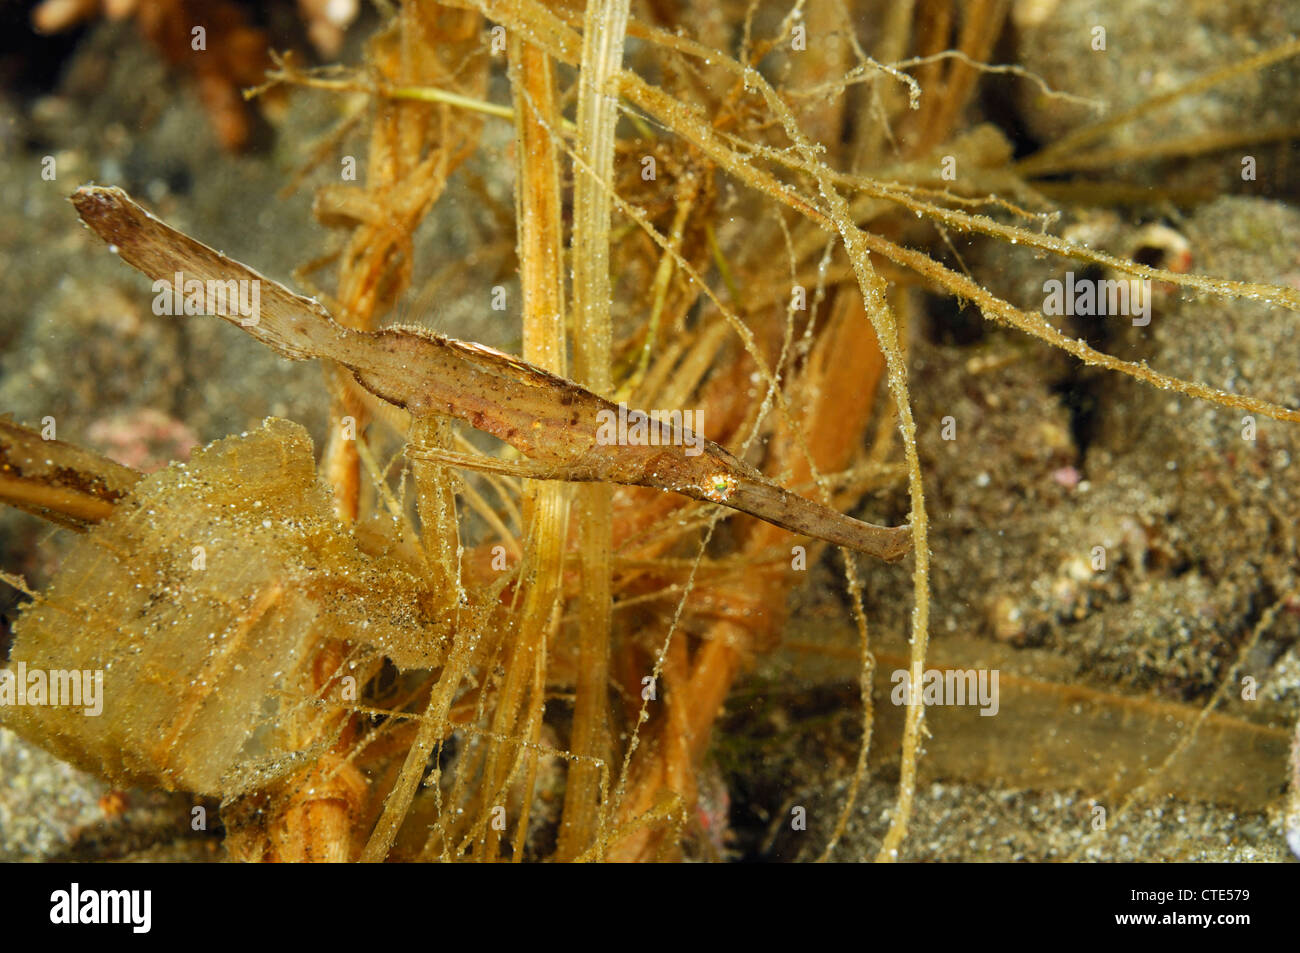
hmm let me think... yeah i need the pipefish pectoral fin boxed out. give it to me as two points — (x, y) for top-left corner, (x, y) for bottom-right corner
(695, 473), (913, 562)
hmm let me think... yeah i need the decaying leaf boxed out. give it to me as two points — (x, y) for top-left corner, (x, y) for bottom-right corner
(1, 417), (443, 798)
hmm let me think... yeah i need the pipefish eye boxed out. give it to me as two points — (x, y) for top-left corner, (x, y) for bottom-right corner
(705, 473), (736, 502)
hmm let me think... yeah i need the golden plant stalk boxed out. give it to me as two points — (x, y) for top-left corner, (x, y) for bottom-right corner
(497, 33), (570, 863)
(559, 0), (629, 859)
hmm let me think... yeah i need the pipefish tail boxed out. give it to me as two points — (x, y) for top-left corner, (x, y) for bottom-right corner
(72, 185), (912, 562)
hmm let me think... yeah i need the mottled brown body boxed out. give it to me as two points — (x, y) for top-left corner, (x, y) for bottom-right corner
(73, 185), (911, 560)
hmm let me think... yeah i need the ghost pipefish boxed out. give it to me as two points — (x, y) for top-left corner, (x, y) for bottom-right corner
(71, 185), (912, 562)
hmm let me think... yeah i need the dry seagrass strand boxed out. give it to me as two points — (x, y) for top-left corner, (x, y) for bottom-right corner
(72, 185), (912, 561)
